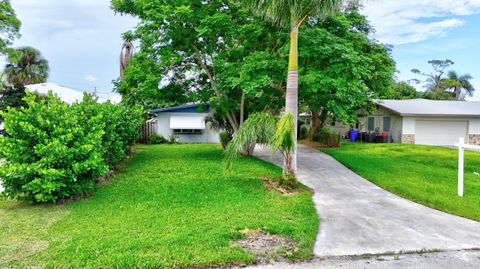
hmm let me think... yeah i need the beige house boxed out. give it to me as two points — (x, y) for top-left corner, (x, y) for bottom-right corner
(359, 99), (480, 146)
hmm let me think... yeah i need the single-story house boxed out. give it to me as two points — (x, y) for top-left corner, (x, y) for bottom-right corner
(26, 82), (120, 104)
(359, 99), (480, 146)
(150, 103), (220, 144)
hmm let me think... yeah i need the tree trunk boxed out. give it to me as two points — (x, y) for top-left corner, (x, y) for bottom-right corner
(309, 110), (321, 138)
(285, 21), (299, 175)
(192, 44), (239, 132)
(319, 109), (329, 126)
(240, 89), (245, 127)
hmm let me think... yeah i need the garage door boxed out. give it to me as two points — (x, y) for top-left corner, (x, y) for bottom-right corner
(415, 120), (468, 146)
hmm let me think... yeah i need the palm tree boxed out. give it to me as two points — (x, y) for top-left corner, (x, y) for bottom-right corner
(4, 46), (49, 86)
(244, 0), (344, 174)
(120, 40), (134, 79)
(442, 71), (475, 100)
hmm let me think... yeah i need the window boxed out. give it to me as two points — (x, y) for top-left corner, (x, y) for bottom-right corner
(173, 129), (203, 135)
(368, 117), (375, 131)
(383, 117), (391, 132)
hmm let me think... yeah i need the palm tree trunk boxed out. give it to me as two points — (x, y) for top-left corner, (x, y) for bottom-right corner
(285, 21), (299, 175)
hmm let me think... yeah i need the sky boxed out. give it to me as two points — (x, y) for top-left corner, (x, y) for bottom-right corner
(4, 0), (480, 101)
(3, 0), (136, 101)
(361, 0), (480, 100)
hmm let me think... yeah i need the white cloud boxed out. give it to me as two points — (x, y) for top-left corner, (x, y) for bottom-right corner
(84, 74), (97, 83)
(5, 0), (137, 93)
(362, 0), (480, 45)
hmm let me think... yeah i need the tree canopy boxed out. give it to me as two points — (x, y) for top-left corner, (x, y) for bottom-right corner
(111, 1), (395, 133)
(0, 0), (21, 56)
(112, 0), (288, 132)
(299, 5), (395, 128)
(411, 59), (475, 100)
(4, 46), (49, 86)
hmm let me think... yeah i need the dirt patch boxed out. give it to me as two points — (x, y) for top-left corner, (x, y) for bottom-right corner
(262, 177), (305, 196)
(234, 229), (298, 263)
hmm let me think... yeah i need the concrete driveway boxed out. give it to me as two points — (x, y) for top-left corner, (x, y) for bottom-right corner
(254, 144), (480, 257)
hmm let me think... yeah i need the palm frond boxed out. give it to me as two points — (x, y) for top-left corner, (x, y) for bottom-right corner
(272, 113), (295, 156)
(244, 0), (345, 27)
(224, 112), (276, 169)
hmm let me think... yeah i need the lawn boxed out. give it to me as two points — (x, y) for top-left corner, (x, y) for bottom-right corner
(322, 143), (480, 221)
(0, 144), (318, 268)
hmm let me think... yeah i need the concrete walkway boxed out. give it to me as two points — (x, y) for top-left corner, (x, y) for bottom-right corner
(254, 144), (480, 257)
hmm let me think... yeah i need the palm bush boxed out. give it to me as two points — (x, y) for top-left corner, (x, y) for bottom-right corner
(225, 112), (296, 176)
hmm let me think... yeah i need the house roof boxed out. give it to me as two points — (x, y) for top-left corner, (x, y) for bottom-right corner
(25, 82), (117, 104)
(150, 103), (210, 114)
(26, 82), (86, 104)
(376, 99), (480, 117)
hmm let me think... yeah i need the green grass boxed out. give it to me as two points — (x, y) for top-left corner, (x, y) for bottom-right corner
(322, 143), (480, 221)
(0, 144), (318, 268)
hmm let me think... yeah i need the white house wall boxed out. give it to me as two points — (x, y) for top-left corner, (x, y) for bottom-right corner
(403, 117), (480, 135)
(155, 112), (220, 144)
(401, 116), (480, 145)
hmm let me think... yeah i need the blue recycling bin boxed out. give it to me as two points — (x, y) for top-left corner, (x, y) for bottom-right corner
(349, 130), (358, 142)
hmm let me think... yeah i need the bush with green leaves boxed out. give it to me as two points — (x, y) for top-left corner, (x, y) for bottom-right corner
(219, 131), (232, 149)
(0, 92), (143, 203)
(299, 125), (309, 140)
(312, 126), (341, 148)
(148, 133), (166, 144)
(73, 95), (143, 167)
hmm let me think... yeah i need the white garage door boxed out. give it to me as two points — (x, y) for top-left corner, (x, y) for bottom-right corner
(415, 120), (468, 146)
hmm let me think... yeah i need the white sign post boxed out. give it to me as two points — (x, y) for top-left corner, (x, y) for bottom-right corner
(455, 137), (480, 197)
(458, 137), (464, 197)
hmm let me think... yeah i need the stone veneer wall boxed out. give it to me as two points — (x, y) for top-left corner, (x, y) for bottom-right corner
(402, 134), (415, 144)
(469, 134), (480, 145)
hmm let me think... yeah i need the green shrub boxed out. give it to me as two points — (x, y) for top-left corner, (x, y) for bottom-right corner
(73, 95), (143, 168)
(219, 131), (232, 149)
(0, 92), (143, 203)
(312, 126), (341, 148)
(0, 93), (106, 202)
(299, 126), (309, 140)
(168, 134), (178, 144)
(149, 133), (166, 144)
(311, 126), (330, 143)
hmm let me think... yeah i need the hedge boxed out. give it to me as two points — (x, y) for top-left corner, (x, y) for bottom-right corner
(0, 92), (142, 203)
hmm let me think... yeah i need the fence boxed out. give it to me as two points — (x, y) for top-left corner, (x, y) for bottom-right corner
(138, 120), (158, 144)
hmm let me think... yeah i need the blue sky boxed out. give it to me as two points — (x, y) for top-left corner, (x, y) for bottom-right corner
(4, 0), (480, 100)
(362, 0), (480, 100)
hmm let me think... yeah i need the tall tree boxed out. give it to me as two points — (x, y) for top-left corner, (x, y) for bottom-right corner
(299, 5), (396, 134)
(244, 0), (345, 173)
(4, 46), (49, 86)
(411, 59), (454, 96)
(111, 0), (286, 127)
(441, 71), (475, 100)
(0, 0), (21, 56)
(390, 81), (419, 100)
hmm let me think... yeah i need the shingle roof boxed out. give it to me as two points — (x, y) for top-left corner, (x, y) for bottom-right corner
(376, 99), (480, 117)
